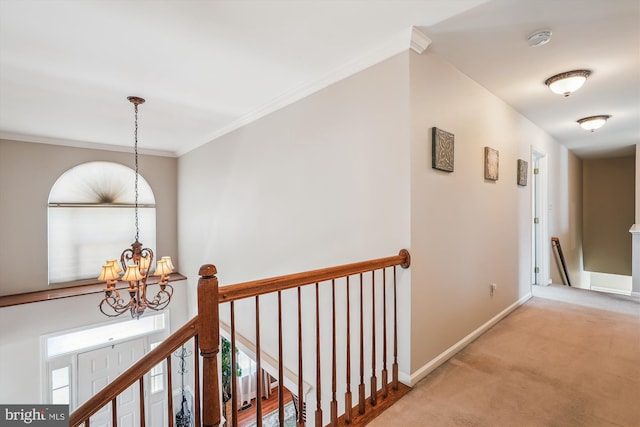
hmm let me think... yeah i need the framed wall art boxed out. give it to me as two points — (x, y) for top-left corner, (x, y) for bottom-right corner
(431, 127), (454, 172)
(517, 159), (528, 186)
(484, 147), (499, 181)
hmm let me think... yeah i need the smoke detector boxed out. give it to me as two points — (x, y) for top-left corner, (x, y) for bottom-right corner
(527, 29), (552, 47)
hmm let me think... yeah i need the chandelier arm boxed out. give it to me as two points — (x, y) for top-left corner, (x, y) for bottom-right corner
(121, 248), (135, 269)
(142, 285), (173, 310)
(99, 294), (134, 317)
(140, 248), (154, 273)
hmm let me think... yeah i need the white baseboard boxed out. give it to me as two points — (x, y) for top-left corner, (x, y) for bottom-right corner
(591, 286), (632, 296)
(398, 370), (411, 385)
(408, 292), (532, 386)
(631, 291), (640, 299)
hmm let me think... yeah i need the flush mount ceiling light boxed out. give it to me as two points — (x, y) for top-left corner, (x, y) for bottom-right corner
(527, 29), (552, 47)
(577, 115), (611, 132)
(545, 70), (591, 97)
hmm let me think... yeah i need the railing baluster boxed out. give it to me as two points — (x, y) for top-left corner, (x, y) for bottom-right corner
(297, 286), (304, 427)
(382, 268), (388, 398)
(231, 301), (238, 427)
(344, 276), (352, 424)
(194, 335), (201, 427)
(358, 273), (365, 415)
(111, 398), (117, 426)
(255, 296), (262, 427)
(139, 378), (146, 427)
(370, 270), (377, 407)
(167, 355), (174, 427)
(392, 265), (398, 390)
(331, 279), (338, 426)
(278, 291), (285, 426)
(315, 282), (323, 426)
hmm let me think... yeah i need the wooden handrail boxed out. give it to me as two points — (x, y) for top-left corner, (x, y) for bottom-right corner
(69, 317), (198, 427)
(218, 249), (410, 302)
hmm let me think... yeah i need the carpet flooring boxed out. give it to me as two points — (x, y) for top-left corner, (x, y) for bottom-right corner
(368, 286), (640, 427)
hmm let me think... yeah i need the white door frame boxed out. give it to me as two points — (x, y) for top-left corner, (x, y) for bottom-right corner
(532, 147), (550, 286)
(41, 312), (169, 410)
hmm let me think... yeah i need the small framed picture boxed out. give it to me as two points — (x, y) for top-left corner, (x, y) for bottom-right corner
(517, 159), (528, 186)
(484, 147), (499, 181)
(432, 127), (454, 172)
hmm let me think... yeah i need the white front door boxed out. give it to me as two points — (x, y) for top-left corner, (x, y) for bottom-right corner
(77, 338), (145, 427)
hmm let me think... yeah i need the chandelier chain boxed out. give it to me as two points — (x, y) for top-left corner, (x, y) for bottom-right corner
(134, 102), (140, 242)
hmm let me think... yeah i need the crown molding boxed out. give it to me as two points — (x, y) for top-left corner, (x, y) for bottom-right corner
(410, 26), (431, 54)
(0, 131), (177, 158)
(178, 26), (432, 156)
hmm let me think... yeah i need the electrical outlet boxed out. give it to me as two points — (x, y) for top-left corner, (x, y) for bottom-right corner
(490, 283), (497, 296)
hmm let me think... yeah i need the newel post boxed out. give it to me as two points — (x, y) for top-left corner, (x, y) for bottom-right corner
(198, 264), (221, 427)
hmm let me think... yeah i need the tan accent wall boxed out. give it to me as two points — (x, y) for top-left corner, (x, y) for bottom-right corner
(583, 155), (635, 276)
(0, 139), (179, 294)
(0, 139), (187, 405)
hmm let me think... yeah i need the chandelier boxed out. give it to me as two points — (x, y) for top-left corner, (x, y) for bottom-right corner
(98, 96), (174, 319)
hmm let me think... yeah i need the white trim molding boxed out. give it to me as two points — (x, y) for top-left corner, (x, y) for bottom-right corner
(408, 293), (532, 386)
(0, 131), (177, 158)
(182, 26), (431, 156)
(630, 224), (640, 296)
(410, 26), (432, 54)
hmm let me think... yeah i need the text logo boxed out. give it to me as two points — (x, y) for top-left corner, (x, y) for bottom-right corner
(1, 405), (68, 426)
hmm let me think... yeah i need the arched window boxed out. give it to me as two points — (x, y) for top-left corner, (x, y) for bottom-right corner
(48, 161), (156, 284)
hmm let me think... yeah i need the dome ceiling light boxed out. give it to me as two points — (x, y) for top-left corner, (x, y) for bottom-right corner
(577, 115), (611, 132)
(545, 70), (591, 97)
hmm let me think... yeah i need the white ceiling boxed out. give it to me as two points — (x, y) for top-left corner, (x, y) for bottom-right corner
(0, 0), (638, 158)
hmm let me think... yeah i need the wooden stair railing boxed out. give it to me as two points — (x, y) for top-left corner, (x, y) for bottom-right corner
(70, 249), (411, 427)
(69, 317), (201, 427)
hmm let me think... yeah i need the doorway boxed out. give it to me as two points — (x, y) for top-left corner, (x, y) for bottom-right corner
(43, 312), (169, 424)
(532, 149), (548, 286)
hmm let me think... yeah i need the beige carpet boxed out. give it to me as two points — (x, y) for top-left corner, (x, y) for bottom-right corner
(369, 287), (640, 427)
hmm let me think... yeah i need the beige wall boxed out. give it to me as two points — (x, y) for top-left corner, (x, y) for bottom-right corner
(0, 139), (179, 294)
(178, 53), (412, 423)
(409, 51), (539, 371)
(583, 155), (635, 276)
